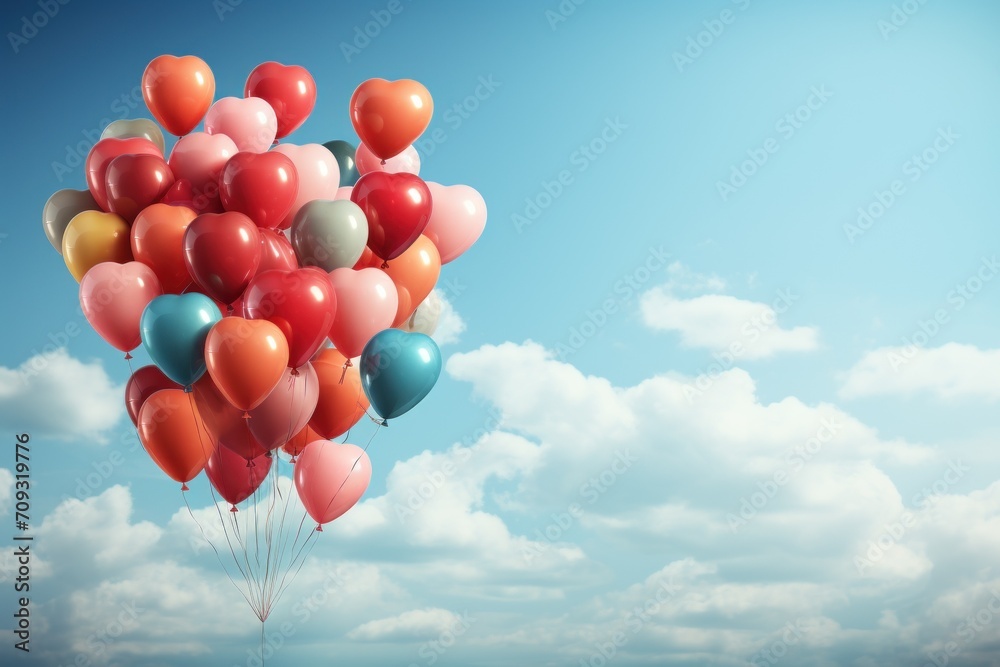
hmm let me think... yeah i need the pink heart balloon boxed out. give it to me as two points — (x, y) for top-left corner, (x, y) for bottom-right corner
(167, 132), (239, 214)
(423, 183), (488, 264)
(355, 142), (420, 176)
(271, 143), (340, 230)
(205, 96), (278, 153)
(327, 267), (397, 358)
(80, 261), (163, 353)
(248, 364), (320, 451)
(294, 441), (371, 529)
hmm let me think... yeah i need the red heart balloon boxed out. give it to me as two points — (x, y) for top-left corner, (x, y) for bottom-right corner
(125, 365), (182, 426)
(86, 137), (162, 211)
(244, 62), (316, 139)
(193, 373), (268, 460)
(350, 172), (432, 261)
(105, 154), (176, 223)
(242, 268), (337, 369)
(257, 228), (299, 273)
(219, 152), (299, 229)
(205, 444), (272, 508)
(350, 78), (434, 160)
(183, 212), (262, 307)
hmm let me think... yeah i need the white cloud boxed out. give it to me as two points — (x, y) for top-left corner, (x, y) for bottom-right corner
(662, 261), (727, 292)
(6, 339), (1000, 667)
(839, 343), (1000, 400)
(0, 349), (124, 442)
(433, 289), (466, 346)
(640, 288), (819, 359)
(348, 608), (465, 642)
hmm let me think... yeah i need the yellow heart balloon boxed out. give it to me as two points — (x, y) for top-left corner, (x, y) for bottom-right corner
(62, 211), (133, 282)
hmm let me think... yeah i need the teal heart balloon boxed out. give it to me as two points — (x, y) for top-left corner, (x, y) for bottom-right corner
(140, 293), (222, 387)
(360, 330), (441, 421)
(322, 140), (359, 187)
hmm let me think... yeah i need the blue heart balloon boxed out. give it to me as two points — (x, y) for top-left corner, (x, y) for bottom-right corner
(140, 293), (222, 388)
(360, 330), (442, 421)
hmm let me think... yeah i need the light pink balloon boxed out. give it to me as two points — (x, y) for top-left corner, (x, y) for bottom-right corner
(167, 132), (239, 213)
(248, 363), (319, 451)
(294, 441), (371, 529)
(355, 142), (420, 176)
(333, 186), (353, 201)
(423, 183), (488, 264)
(205, 97), (278, 153)
(80, 261), (163, 353)
(271, 143), (340, 230)
(327, 267), (397, 358)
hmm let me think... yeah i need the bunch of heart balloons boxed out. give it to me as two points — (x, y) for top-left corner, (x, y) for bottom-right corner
(43, 54), (488, 532)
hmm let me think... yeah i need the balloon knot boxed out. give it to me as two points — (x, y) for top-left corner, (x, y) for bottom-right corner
(265, 450), (273, 458)
(315, 524), (323, 532)
(181, 483), (190, 491)
(382, 419), (389, 428)
(124, 352), (132, 360)
(230, 505), (238, 513)
(380, 159), (386, 166)
(242, 411), (251, 419)
(226, 305), (234, 316)
(290, 367), (300, 377)
(380, 260), (389, 270)
(246, 458), (254, 468)
(184, 385), (193, 394)
(290, 455), (297, 464)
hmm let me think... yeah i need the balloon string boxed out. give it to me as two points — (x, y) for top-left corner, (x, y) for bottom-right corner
(182, 489), (258, 616)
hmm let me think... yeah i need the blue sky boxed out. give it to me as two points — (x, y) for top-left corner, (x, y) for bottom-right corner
(2, 0), (1000, 665)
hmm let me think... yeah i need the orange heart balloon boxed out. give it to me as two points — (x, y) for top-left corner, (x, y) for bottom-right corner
(205, 317), (289, 412)
(350, 78), (433, 160)
(142, 55), (216, 136)
(309, 350), (369, 439)
(282, 424), (325, 458)
(62, 211), (133, 282)
(382, 235), (441, 327)
(132, 203), (198, 293)
(137, 388), (215, 487)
